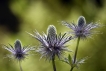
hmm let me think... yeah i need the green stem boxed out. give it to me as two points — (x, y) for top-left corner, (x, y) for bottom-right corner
(52, 56), (56, 71)
(19, 61), (23, 71)
(70, 37), (80, 71)
(73, 37), (80, 63)
(70, 67), (74, 71)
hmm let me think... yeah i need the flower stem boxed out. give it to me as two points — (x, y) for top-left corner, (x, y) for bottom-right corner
(19, 61), (23, 71)
(52, 56), (56, 71)
(70, 67), (74, 71)
(70, 37), (80, 71)
(73, 37), (80, 63)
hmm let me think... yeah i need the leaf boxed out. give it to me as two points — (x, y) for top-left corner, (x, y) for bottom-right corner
(77, 56), (88, 64)
(60, 54), (74, 67)
(60, 58), (70, 64)
(68, 54), (73, 66)
(75, 56), (89, 68)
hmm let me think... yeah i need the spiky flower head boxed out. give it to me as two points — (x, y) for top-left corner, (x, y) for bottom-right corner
(62, 16), (100, 39)
(3, 39), (33, 61)
(28, 25), (72, 60)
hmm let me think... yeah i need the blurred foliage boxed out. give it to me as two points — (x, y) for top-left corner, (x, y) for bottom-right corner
(0, 0), (106, 71)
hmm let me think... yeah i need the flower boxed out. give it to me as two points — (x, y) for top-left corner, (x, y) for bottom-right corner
(28, 25), (72, 60)
(3, 39), (33, 61)
(61, 16), (100, 39)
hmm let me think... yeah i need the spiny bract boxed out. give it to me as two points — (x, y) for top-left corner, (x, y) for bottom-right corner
(28, 25), (72, 60)
(3, 39), (33, 61)
(62, 16), (100, 39)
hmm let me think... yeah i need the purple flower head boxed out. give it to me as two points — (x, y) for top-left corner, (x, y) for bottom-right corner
(3, 39), (33, 61)
(28, 25), (72, 60)
(62, 16), (100, 39)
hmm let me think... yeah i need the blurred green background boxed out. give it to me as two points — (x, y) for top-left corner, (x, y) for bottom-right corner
(0, 0), (106, 71)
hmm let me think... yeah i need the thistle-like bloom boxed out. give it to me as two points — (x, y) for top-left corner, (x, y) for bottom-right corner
(62, 16), (100, 39)
(28, 25), (72, 60)
(3, 39), (33, 61)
